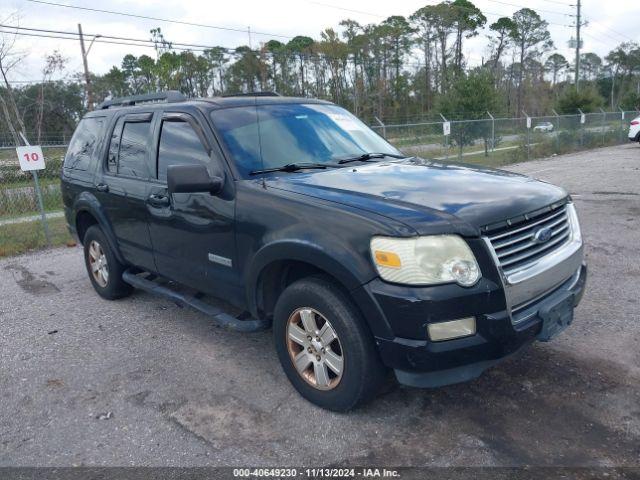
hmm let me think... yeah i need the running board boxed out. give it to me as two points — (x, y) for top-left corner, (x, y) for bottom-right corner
(122, 270), (269, 333)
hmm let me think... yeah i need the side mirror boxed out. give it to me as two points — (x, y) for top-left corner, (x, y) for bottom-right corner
(167, 164), (223, 195)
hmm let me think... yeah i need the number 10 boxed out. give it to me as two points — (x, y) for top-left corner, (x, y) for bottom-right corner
(24, 152), (39, 162)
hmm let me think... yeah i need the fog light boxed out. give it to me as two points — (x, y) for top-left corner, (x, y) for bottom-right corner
(428, 317), (476, 341)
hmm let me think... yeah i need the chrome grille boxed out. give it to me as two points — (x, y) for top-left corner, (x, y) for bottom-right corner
(486, 205), (572, 276)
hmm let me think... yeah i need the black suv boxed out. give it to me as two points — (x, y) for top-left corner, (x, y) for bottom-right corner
(62, 91), (587, 411)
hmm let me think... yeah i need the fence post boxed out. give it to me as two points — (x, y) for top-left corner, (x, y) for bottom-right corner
(18, 131), (51, 247)
(374, 116), (386, 140)
(440, 113), (449, 161)
(552, 109), (561, 153)
(487, 111), (495, 152)
(578, 108), (585, 147)
(619, 107), (626, 143)
(523, 110), (530, 161)
(599, 108), (606, 146)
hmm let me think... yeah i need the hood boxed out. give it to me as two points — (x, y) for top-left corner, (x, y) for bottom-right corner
(267, 158), (568, 235)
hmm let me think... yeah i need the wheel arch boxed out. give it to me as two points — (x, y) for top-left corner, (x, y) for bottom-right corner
(72, 192), (126, 264)
(248, 240), (375, 324)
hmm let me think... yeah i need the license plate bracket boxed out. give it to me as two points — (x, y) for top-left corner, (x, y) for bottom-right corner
(537, 295), (574, 342)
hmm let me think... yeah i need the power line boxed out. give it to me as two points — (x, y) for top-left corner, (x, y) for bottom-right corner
(25, 0), (294, 39)
(485, 0), (574, 17)
(537, 0), (576, 5)
(0, 24), (245, 52)
(587, 19), (637, 44)
(307, 1), (386, 19)
(0, 25), (433, 68)
(0, 28), (211, 53)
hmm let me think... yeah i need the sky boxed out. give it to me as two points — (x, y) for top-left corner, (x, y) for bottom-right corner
(1, 0), (639, 84)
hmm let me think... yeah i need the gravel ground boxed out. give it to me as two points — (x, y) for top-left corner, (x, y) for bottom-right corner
(1, 143), (639, 468)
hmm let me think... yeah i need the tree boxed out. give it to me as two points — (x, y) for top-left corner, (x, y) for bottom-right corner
(545, 53), (568, 86)
(0, 23), (27, 144)
(605, 42), (639, 108)
(36, 50), (66, 143)
(488, 17), (516, 73)
(580, 53), (602, 81)
(509, 8), (553, 113)
(286, 36), (314, 95)
(410, 6), (438, 110)
(379, 16), (414, 102)
(556, 85), (604, 114)
(264, 40), (285, 94)
(438, 70), (502, 156)
(450, 0), (486, 75)
(137, 55), (156, 92)
(430, 2), (457, 93)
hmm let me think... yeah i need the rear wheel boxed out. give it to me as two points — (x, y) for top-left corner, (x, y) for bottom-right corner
(83, 225), (133, 300)
(273, 276), (388, 411)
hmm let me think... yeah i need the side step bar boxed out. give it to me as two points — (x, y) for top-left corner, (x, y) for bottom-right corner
(122, 270), (270, 333)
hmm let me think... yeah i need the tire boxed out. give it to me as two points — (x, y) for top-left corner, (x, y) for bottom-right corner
(273, 276), (388, 411)
(83, 225), (133, 300)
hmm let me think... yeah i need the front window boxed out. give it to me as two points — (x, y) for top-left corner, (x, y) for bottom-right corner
(210, 104), (400, 177)
(157, 119), (210, 182)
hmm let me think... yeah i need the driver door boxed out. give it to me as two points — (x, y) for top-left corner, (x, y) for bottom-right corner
(146, 111), (242, 304)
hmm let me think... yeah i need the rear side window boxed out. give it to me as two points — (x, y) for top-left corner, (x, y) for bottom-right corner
(64, 117), (104, 170)
(119, 121), (151, 178)
(106, 116), (152, 178)
(157, 120), (210, 181)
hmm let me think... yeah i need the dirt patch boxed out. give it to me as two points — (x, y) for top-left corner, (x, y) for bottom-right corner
(4, 263), (60, 295)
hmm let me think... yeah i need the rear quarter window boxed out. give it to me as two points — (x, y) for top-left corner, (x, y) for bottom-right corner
(64, 117), (105, 171)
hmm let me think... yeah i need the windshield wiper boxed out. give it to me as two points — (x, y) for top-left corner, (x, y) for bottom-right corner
(249, 163), (330, 175)
(336, 152), (407, 164)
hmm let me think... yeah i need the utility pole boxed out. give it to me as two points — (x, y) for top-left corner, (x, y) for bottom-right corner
(78, 23), (93, 111)
(574, 0), (581, 91)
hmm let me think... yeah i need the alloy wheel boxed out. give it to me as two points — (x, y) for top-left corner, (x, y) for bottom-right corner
(286, 307), (344, 391)
(88, 240), (109, 288)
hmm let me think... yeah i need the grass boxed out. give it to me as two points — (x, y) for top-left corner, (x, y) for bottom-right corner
(0, 216), (74, 257)
(0, 183), (63, 220)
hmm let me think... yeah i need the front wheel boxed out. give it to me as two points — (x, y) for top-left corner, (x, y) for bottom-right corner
(273, 276), (388, 411)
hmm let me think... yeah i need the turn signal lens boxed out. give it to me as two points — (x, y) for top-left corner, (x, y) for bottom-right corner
(374, 250), (402, 268)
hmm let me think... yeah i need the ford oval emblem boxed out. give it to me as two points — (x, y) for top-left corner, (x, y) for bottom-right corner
(533, 227), (553, 243)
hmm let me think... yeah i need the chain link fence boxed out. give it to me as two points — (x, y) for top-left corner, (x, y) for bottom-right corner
(0, 143), (69, 256)
(372, 110), (639, 167)
(1, 111), (639, 256)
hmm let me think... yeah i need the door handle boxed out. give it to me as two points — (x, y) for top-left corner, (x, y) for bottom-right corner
(95, 183), (109, 192)
(148, 193), (170, 207)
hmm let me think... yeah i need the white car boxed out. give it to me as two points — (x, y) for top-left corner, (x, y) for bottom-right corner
(629, 116), (640, 143)
(533, 121), (554, 133)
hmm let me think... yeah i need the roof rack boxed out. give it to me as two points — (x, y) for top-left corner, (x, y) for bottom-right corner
(221, 91), (281, 98)
(98, 91), (187, 109)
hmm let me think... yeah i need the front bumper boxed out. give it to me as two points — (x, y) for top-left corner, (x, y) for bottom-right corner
(372, 263), (587, 388)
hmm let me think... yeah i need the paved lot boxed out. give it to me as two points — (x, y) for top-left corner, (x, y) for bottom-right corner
(1, 144), (639, 467)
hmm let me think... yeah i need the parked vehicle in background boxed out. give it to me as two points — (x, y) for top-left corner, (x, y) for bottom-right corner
(61, 91), (587, 411)
(629, 116), (640, 143)
(533, 122), (554, 133)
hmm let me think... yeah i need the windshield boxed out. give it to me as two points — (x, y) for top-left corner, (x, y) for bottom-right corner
(210, 103), (401, 177)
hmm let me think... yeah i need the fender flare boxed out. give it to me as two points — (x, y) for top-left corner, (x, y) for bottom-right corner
(246, 238), (375, 315)
(73, 192), (126, 264)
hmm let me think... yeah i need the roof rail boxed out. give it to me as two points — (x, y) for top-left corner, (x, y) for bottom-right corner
(222, 91), (281, 98)
(98, 91), (187, 109)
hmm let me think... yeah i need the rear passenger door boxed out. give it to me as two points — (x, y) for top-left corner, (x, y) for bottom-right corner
(146, 111), (241, 303)
(94, 112), (156, 272)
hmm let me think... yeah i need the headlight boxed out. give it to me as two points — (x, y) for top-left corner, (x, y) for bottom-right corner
(371, 235), (481, 286)
(566, 203), (582, 243)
